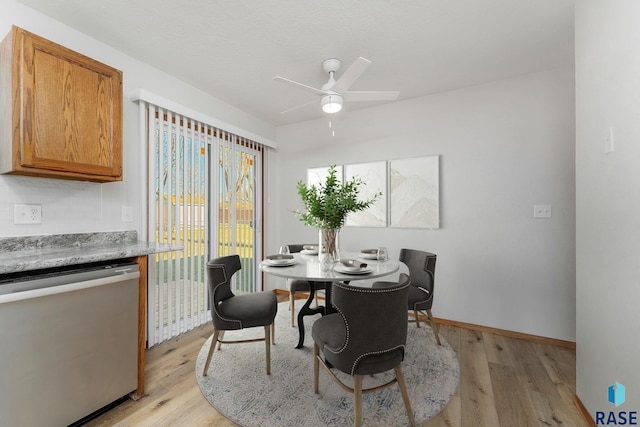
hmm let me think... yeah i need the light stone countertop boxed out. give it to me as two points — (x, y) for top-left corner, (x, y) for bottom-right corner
(0, 231), (177, 275)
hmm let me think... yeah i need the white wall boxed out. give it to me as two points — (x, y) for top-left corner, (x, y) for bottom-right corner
(269, 68), (576, 341)
(0, 0), (275, 238)
(0, 0), (577, 344)
(575, 0), (640, 415)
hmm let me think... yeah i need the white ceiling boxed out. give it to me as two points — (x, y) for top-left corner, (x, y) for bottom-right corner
(18, 0), (575, 127)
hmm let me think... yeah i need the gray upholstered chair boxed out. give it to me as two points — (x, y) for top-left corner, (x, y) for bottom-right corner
(202, 255), (278, 376)
(312, 274), (416, 427)
(286, 243), (325, 327)
(375, 248), (440, 345)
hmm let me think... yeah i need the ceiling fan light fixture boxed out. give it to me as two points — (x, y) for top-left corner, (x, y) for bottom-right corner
(321, 94), (343, 113)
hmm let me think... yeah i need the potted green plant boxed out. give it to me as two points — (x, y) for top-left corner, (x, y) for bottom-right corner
(295, 165), (380, 269)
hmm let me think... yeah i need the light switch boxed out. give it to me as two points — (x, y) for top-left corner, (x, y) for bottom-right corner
(121, 206), (133, 222)
(533, 205), (552, 219)
(604, 127), (614, 154)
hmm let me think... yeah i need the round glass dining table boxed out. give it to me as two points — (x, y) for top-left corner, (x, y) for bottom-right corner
(260, 252), (401, 348)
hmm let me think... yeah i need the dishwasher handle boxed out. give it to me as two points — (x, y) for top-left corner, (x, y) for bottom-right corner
(0, 271), (140, 304)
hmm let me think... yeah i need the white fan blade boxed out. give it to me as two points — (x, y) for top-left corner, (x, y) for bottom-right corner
(332, 57), (371, 92)
(343, 90), (400, 102)
(279, 98), (318, 115)
(273, 76), (326, 96)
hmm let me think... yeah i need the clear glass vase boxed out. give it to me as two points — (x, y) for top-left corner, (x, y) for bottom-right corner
(318, 228), (340, 271)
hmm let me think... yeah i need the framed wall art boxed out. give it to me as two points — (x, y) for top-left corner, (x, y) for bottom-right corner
(389, 156), (440, 229)
(344, 161), (387, 227)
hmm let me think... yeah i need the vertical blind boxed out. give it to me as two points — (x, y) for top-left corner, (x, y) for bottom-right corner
(216, 131), (262, 295)
(141, 101), (264, 347)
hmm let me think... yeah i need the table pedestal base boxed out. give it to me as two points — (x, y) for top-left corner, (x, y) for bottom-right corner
(295, 281), (332, 348)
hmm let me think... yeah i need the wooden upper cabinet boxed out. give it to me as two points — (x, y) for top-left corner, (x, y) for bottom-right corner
(0, 26), (123, 182)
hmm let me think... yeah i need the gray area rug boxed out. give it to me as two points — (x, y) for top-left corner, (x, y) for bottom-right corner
(195, 303), (459, 426)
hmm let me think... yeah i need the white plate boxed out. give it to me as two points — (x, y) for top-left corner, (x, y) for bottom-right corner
(334, 265), (372, 275)
(339, 259), (369, 270)
(300, 249), (318, 255)
(268, 259), (293, 265)
(263, 259), (297, 267)
(359, 253), (378, 260)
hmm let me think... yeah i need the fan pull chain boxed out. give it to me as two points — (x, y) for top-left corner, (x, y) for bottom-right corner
(328, 120), (336, 137)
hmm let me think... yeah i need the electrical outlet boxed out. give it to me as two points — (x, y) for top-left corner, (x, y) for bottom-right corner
(14, 204), (42, 224)
(533, 204), (552, 219)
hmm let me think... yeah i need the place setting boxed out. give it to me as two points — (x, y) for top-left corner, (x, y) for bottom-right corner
(334, 258), (372, 275)
(359, 249), (378, 260)
(359, 246), (388, 261)
(262, 246), (297, 267)
(300, 244), (319, 255)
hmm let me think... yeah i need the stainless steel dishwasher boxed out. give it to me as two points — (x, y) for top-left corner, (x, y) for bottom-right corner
(0, 261), (140, 427)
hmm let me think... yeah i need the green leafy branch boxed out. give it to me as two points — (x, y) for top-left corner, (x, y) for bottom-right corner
(294, 165), (381, 229)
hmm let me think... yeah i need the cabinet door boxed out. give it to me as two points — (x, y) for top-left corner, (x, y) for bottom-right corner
(6, 27), (123, 182)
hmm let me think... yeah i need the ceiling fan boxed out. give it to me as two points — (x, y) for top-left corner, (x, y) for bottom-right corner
(273, 57), (399, 115)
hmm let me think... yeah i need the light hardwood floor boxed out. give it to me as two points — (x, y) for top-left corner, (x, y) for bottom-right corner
(85, 298), (586, 427)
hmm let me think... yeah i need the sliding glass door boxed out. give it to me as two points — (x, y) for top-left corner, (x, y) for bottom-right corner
(143, 103), (264, 346)
(214, 135), (262, 295)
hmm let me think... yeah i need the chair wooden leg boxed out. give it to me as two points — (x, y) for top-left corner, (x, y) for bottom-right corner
(313, 342), (320, 394)
(394, 366), (416, 427)
(217, 330), (225, 350)
(290, 291), (296, 327)
(354, 374), (363, 427)
(271, 322), (275, 345)
(202, 329), (221, 376)
(264, 325), (271, 375)
(427, 309), (441, 346)
(414, 309), (421, 328)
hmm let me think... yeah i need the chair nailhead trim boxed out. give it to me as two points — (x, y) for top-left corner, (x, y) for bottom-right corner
(351, 345), (406, 376)
(212, 265), (243, 328)
(324, 307), (349, 355)
(333, 282), (410, 294)
(323, 280), (411, 376)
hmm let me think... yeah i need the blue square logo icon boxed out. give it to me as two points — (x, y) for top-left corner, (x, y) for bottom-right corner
(608, 382), (626, 407)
